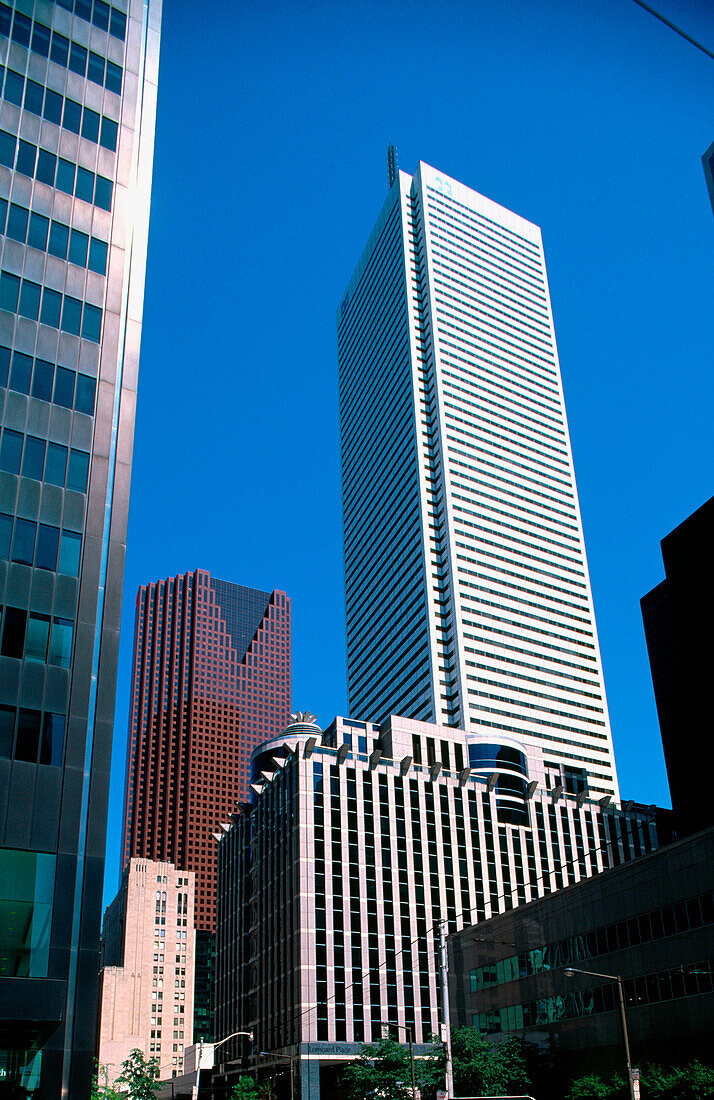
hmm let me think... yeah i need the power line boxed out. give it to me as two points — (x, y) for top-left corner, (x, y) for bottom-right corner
(631, 0), (714, 61)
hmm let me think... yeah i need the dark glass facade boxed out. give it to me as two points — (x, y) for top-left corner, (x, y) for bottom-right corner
(450, 828), (714, 1092)
(121, 568), (291, 1039)
(641, 496), (714, 834)
(0, 1), (161, 1096)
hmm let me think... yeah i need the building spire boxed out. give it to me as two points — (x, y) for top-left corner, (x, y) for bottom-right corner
(387, 144), (398, 189)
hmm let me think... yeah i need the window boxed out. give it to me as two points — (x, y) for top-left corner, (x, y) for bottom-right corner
(55, 159), (75, 195)
(1, 608), (27, 658)
(28, 212), (50, 251)
(10, 353), (32, 395)
(88, 238), (108, 275)
(82, 304), (102, 343)
(0, 848), (55, 977)
(14, 708), (40, 761)
(41, 289), (62, 328)
(0, 429), (21, 477)
(24, 80), (44, 115)
(44, 444), (67, 486)
(35, 525), (60, 571)
(82, 109), (100, 145)
(69, 229), (89, 267)
(67, 450), (90, 492)
(0, 272), (20, 313)
(21, 436), (45, 480)
(19, 280), (41, 321)
(31, 23), (50, 57)
(58, 532), (81, 577)
(100, 117), (118, 152)
(62, 99), (82, 135)
(53, 367), (75, 408)
(49, 222), (70, 260)
(0, 706), (14, 757)
(69, 42), (87, 77)
(0, 513), (12, 558)
(74, 375), (96, 415)
(36, 150), (57, 186)
(40, 713), (65, 766)
(94, 175), (113, 211)
(49, 619), (73, 668)
(12, 519), (36, 565)
(7, 203), (29, 242)
(50, 33), (70, 67)
(75, 167), (94, 205)
(61, 296), (83, 337)
(25, 615), (50, 662)
(16, 140), (37, 177)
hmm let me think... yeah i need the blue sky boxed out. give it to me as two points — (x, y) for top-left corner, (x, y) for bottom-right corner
(103, 0), (714, 900)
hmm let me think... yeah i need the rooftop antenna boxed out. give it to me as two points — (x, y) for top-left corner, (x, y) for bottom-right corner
(387, 144), (398, 189)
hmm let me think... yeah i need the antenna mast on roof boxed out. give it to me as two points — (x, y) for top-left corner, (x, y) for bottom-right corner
(387, 144), (398, 189)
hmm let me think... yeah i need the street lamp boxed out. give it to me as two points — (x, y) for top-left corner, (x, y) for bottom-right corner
(564, 967), (635, 1100)
(192, 1030), (253, 1100)
(259, 1050), (294, 1100)
(379, 1021), (417, 1098)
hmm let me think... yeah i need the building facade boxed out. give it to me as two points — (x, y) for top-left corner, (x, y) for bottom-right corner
(122, 568), (291, 1038)
(99, 858), (195, 1083)
(449, 827), (714, 1096)
(215, 715), (656, 1098)
(641, 497), (714, 834)
(337, 161), (618, 801)
(0, 2), (160, 1096)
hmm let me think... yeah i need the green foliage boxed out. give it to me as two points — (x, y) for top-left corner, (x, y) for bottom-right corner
(566, 1072), (626, 1100)
(114, 1048), (160, 1100)
(341, 1034), (444, 1100)
(229, 1077), (268, 1100)
(451, 1028), (532, 1098)
(566, 1062), (714, 1100)
(90, 1061), (123, 1100)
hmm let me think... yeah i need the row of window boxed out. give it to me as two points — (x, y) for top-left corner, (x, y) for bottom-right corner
(1, 197), (108, 274)
(0, 703), (65, 767)
(54, 0), (126, 41)
(0, 4), (123, 94)
(0, 511), (82, 575)
(473, 957), (714, 1035)
(0, 129), (113, 211)
(0, 268), (102, 342)
(0, 431), (90, 491)
(1, 63), (118, 152)
(0, 347), (96, 414)
(0, 604), (73, 666)
(469, 888), (714, 992)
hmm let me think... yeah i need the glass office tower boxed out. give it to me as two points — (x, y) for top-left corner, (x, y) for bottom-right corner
(337, 162), (619, 800)
(0, 2), (161, 1096)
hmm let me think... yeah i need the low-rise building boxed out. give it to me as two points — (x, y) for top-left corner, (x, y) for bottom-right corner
(98, 858), (195, 1083)
(449, 828), (714, 1094)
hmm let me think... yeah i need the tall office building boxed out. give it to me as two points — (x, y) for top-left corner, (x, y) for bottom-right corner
(98, 858), (195, 1083)
(0, 2), (160, 1097)
(122, 568), (291, 1038)
(641, 497), (714, 835)
(337, 161), (618, 800)
(214, 715), (655, 1099)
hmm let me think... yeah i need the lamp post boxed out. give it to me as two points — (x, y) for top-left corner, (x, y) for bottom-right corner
(379, 1021), (417, 1098)
(192, 1030), (253, 1100)
(259, 1050), (294, 1100)
(564, 967), (635, 1100)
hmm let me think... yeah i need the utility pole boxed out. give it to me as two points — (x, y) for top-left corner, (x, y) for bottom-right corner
(438, 919), (454, 1099)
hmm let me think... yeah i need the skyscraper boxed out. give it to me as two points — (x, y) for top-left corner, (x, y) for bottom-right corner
(0, 2), (160, 1096)
(337, 161), (618, 801)
(122, 568), (291, 1037)
(641, 497), (714, 835)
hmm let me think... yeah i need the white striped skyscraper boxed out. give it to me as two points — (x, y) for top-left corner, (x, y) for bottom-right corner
(337, 161), (619, 800)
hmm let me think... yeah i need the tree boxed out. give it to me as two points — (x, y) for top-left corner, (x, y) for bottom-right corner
(451, 1028), (532, 1098)
(229, 1078), (267, 1100)
(566, 1073), (625, 1100)
(341, 1034), (444, 1099)
(91, 1061), (123, 1100)
(114, 1049), (160, 1100)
